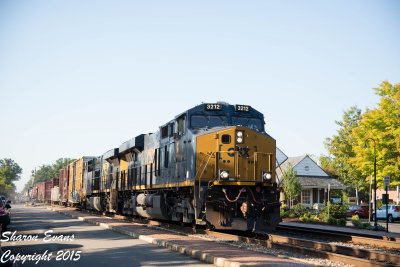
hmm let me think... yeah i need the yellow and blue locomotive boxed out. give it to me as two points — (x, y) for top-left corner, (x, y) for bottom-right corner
(82, 102), (280, 231)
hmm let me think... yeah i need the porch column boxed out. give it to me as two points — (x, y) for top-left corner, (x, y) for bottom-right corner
(318, 188), (320, 204)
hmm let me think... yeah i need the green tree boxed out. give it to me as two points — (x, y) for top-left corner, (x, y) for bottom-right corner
(352, 81), (400, 188)
(25, 158), (75, 188)
(283, 163), (302, 208)
(324, 106), (363, 188)
(0, 158), (22, 196)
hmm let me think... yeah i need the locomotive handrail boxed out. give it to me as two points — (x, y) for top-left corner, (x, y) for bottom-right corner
(195, 152), (214, 197)
(216, 150), (240, 180)
(253, 152), (272, 181)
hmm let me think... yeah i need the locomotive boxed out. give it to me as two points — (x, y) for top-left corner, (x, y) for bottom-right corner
(33, 102), (281, 232)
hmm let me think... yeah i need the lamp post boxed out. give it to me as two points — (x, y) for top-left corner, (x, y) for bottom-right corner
(363, 138), (378, 231)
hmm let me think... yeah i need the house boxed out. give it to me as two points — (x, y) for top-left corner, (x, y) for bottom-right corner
(276, 149), (346, 207)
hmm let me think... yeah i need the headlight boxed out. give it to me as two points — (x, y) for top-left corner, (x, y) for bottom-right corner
(236, 131), (244, 143)
(219, 170), (229, 180)
(262, 171), (272, 182)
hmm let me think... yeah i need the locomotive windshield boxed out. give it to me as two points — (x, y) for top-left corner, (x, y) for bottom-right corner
(232, 117), (263, 131)
(191, 115), (228, 128)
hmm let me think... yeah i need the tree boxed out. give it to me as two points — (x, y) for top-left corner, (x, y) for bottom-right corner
(352, 81), (400, 188)
(25, 158), (75, 188)
(0, 158), (22, 196)
(324, 106), (363, 188)
(283, 163), (302, 208)
(324, 81), (400, 191)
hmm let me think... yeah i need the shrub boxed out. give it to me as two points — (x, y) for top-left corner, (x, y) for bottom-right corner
(300, 212), (319, 223)
(351, 215), (362, 228)
(367, 224), (386, 231)
(280, 209), (290, 218)
(337, 218), (347, 226)
(327, 217), (337, 225)
(292, 203), (307, 217)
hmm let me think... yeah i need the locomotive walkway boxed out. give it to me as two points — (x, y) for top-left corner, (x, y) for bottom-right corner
(45, 206), (311, 267)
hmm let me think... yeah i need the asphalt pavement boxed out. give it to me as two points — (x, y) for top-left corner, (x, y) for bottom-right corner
(1, 204), (214, 266)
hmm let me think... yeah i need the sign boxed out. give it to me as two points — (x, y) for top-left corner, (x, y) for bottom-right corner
(384, 176), (390, 187)
(382, 194), (389, 204)
(204, 103), (222, 111)
(235, 105), (251, 112)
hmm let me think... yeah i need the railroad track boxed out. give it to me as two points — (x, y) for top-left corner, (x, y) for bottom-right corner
(276, 224), (400, 250)
(60, 206), (400, 266)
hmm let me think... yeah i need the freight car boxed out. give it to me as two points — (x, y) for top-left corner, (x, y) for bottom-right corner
(59, 166), (69, 205)
(44, 181), (52, 203)
(85, 102), (280, 231)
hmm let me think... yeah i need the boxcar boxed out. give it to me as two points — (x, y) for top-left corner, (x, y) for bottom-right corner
(59, 166), (69, 204)
(37, 182), (45, 202)
(44, 181), (52, 203)
(68, 157), (95, 205)
(51, 178), (59, 188)
(51, 186), (60, 203)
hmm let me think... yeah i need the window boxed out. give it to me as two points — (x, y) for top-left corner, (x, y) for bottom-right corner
(302, 190), (311, 205)
(161, 126), (168, 139)
(304, 166), (310, 171)
(177, 115), (186, 135)
(164, 145), (169, 168)
(190, 115), (227, 128)
(221, 134), (231, 144)
(232, 117), (263, 131)
(191, 115), (208, 127)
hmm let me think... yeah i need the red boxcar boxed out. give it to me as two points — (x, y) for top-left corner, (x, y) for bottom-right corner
(44, 181), (52, 202)
(37, 182), (45, 202)
(59, 166), (69, 204)
(51, 178), (59, 188)
(31, 186), (38, 200)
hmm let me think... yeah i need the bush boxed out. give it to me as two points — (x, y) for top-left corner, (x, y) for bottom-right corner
(327, 217), (337, 225)
(337, 217), (347, 226)
(351, 215), (362, 228)
(319, 202), (347, 222)
(366, 224), (386, 231)
(300, 212), (319, 223)
(292, 203), (307, 217)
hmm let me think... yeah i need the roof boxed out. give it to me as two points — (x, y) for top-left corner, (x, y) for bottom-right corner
(276, 147), (288, 166)
(276, 153), (346, 190)
(276, 155), (307, 179)
(295, 176), (346, 190)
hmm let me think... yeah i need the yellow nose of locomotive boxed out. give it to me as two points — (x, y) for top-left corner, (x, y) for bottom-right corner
(196, 126), (275, 185)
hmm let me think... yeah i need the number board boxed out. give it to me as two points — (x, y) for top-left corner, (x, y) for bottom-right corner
(204, 103), (222, 111)
(235, 105), (251, 112)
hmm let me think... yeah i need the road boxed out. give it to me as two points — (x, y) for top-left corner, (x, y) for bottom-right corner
(1, 205), (214, 266)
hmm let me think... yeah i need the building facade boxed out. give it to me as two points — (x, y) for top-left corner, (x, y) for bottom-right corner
(276, 148), (346, 207)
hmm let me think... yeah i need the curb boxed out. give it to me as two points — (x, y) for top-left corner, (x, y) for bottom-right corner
(46, 207), (246, 267)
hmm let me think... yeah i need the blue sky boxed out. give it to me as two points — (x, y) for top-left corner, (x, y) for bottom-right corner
(0, 0), (399, 192)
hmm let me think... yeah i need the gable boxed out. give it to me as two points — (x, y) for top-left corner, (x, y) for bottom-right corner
(276, 147), (288, 167)
(293, 156), (329, 177)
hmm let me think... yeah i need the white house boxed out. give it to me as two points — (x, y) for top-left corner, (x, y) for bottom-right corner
(276, 150), (346, 207)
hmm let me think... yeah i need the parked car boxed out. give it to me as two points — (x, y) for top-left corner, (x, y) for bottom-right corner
(0, 200), (10, 232)
(346, 205), (369, 218)
(372, 204), (400, 223)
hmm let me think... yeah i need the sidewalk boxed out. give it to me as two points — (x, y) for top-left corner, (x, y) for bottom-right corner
(44, 206), (312, 267)
(280, 221), (400, 241)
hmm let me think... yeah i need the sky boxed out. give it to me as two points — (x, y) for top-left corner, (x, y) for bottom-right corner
(0, 0), (399, 192)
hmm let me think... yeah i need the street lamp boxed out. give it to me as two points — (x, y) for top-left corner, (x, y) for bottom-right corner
(363, 138), (378, 231)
